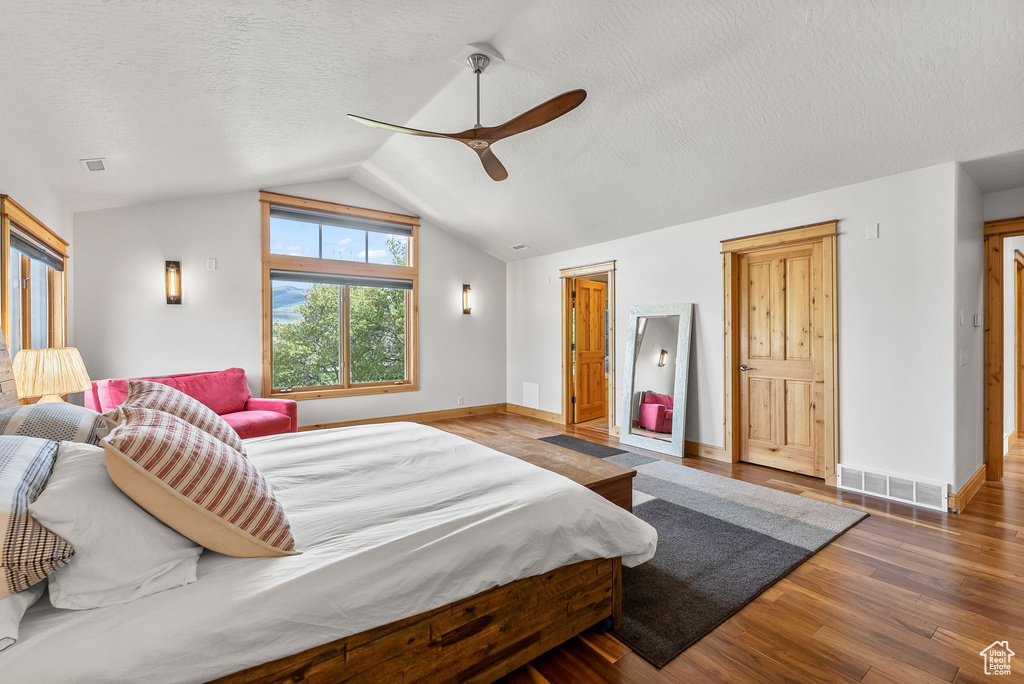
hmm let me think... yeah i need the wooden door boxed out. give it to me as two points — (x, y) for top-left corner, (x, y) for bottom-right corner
(738, 243), (825, 477)
(573, 279), (607, 422)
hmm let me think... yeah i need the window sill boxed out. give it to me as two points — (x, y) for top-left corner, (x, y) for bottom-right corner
(266, 383), (418, 401)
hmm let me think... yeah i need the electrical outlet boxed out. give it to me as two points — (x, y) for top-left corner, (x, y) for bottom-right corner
(865, 223), (879, 240)
(457, 396), (464, 406)
(959, 349), (967, 366)
(207, 258), (217, 271)
(974, 314), (983, 328)
(959, 309), (965, 326)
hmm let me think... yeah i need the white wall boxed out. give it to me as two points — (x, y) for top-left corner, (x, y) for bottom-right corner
(73, 178), (506, 427)
(0, 132), (74, 342)
(953, 167), (984, 488)
(984, 186), (1024, 222)
(508, 163), (965, 487)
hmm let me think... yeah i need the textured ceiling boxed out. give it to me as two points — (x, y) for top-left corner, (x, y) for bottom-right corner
(2, 0), (1023, 259)
(0, 0), (522, 211)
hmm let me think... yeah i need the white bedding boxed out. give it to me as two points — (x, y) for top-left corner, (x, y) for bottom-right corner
(4, 422), (657, 683)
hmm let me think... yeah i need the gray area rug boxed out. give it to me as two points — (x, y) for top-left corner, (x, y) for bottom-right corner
(539, 435), (868, 668)
(538, 433), (625, 458)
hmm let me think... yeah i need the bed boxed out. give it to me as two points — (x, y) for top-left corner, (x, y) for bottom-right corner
(4, 417), (657, 683)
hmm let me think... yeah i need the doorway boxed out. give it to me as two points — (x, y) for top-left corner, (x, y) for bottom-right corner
(722, 221), (839, 482)
(983, 216), (1024, 481)
(561, 262), (615, 435)
(1016, 251), (1024, 445)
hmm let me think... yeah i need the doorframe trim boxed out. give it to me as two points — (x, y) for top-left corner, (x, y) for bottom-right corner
(722, 221), (840, 483)
(983, 216), (1024, 481)
(560, 262), (616, 432)
(1016, 251), (1024, 442)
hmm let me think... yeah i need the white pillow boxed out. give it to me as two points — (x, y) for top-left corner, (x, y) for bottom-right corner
(27, 442), (202, 610)
(0, 581), (45, 651)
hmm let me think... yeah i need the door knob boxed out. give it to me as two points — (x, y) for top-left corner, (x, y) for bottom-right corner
(739, 364), (754, 372)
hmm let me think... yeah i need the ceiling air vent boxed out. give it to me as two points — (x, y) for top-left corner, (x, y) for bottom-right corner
(511, 243), (529, 251)
(79, 158), (107, 172)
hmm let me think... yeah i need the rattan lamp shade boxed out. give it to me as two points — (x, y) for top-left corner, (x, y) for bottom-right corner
(12, 347), (92, 403)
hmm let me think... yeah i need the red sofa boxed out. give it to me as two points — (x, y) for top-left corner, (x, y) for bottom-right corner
(85, 368), (298, 439)
(638, 391), (673, 434)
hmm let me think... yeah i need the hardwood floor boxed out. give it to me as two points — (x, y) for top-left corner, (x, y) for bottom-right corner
(422, 412), (1024, 684)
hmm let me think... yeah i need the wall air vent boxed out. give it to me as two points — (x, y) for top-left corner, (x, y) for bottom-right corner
(839, 467), (863, 490)
(511, 243), (529, 251)
(79, 158), (107, 172)
(837, 464), (948, 511)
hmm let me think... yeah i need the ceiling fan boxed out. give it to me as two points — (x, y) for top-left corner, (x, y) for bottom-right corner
(347, 54), (586, 181)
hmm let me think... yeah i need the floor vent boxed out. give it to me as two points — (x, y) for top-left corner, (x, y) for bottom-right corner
(837, 464), (948, 511)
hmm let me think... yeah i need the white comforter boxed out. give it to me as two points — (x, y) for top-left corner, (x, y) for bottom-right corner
(4, 422), (657, 683)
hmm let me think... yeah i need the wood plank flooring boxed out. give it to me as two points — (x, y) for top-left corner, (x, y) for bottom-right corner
(421, 412), (1024, 684)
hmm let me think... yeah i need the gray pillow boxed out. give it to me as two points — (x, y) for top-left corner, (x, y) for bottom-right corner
(0, 403), (116, 445)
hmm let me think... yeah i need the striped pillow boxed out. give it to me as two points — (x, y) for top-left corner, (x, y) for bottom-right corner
(116, 380), (245, 454)
(0, 403), (115, 446)
(102, 407), (296, 557)
(0, 436), (75, 598)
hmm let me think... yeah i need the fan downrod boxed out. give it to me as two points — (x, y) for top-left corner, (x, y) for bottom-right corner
(467, 54), (490, 130)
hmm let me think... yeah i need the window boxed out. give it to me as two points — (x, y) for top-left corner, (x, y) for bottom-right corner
(0, 196), (67, 357)
(260, 192), (418, 399)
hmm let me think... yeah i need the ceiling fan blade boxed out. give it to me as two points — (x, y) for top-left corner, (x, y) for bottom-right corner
(484, 89), (587, 141)
(346, 114), (455, 139)
(476, 146), (508, 181)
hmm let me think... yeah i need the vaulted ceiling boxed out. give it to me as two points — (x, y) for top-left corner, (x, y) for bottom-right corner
(3, 0), (1023, 259)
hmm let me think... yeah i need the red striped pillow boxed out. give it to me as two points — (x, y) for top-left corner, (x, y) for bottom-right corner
(102, 407), (296, 557)
(118, 380), (246, 454)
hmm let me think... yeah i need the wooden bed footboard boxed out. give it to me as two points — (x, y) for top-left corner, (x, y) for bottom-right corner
(211, 557), (621, 684)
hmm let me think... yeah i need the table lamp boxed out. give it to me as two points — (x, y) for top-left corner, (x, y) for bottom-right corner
(12, 347), (92, 403)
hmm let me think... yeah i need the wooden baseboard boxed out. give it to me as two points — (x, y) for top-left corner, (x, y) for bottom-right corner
(504, 403), (564, 424)
(685, 440), (730, 462)
(1009, 429), (1019, 449)
(299, 403), (506, 431)
(948, 463), (987, 513)
(300, 405), (730, 471)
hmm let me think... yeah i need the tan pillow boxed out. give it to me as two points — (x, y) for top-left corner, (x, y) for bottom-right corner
(103, 407), (297, 558)
(114, 380), (246, 454)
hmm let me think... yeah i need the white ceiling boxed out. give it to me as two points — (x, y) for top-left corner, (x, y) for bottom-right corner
(3, 0), (1023, 260)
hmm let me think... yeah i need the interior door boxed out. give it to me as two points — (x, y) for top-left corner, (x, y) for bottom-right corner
(738, 243), (825, 477)
(573, 279), (607, 423)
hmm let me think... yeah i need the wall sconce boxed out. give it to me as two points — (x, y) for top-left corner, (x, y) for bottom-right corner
(658, 349), (669, 367)
(462, 284), (472, 314)
(165, 260), (182, 305)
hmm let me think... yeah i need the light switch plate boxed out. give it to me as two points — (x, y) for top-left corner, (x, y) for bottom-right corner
(959, 349), (968, 366)
(959, 309), (965, 326)
(207, 258), (217, 270)
(974, 314), (983, 328)
(866, 223), (879, 240)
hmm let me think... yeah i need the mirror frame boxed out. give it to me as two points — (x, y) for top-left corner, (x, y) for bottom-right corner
(619, 303), (694, 457)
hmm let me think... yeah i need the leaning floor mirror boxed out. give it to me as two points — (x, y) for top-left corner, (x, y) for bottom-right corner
(620, 304), (694, 457)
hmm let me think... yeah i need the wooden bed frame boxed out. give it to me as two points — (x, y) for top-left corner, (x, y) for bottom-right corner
(213, 557), (621, 684)
(0, 334), (621, 683)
